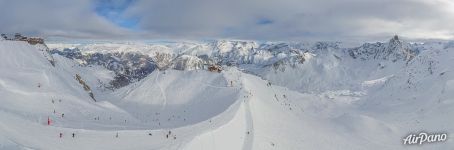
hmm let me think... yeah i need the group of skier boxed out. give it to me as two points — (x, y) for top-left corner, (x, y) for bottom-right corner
(47, 96), (181, 141)
(56, 131), (178, 140)
(58, 133), (75, 138)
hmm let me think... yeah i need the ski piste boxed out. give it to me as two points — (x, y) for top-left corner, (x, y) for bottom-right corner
(1, 35), (453, 149)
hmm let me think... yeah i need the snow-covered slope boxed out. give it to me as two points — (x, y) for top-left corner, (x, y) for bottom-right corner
(2, 37), (454, 150)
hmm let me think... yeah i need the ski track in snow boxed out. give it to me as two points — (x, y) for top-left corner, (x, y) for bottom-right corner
(226, 70), (255, 150)
(242, 93), (254, 150)
(155, 71), (168, 110)
(2, 40), (454, 149)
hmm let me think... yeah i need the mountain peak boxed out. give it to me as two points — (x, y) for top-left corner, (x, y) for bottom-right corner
(348, 35), (417, 61)
(388, 35), (403, 47)
(392, 35), (399, 41)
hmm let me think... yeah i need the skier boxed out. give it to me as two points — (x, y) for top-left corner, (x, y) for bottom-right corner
(59, 133), (63, 138)
(47, 117), (51, 125)
(72, 133), (75, 138)
(61, 113), (64, 118)
(116, 132), (119, 138)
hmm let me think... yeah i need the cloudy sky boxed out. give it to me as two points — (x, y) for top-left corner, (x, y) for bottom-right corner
(0, 0), (453, 41)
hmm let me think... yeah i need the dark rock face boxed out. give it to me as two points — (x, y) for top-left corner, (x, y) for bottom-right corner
(348, 35), (419, 62)
(75, 74), (96, 101)
(110, 74), (131, 89)
(51, 48), (157, 88)
(50, 36), (420, 89)
(50, 41), (339, 88)
(51, 48), (83, 59)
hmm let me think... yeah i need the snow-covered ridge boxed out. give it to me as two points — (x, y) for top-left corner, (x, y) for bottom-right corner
(49, 36), (450, 91)
(348, 35), (419, 62)
(47, 40), (337, 88)
(2, 37), (454, 150)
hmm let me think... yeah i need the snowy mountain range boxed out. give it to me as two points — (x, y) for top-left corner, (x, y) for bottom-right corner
(1, 36), (453, 150)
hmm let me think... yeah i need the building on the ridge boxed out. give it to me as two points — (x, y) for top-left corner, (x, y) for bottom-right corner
(3, 33), (45, 45)
(26, 37), (45, 45)
(208, 65), (222, 73)
(15, 33), (27, 40)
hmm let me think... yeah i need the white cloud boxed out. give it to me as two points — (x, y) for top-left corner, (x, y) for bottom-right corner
(0, 0), (132, 39)
(126, 0), (454, 41)
(0, 0), (453, 41)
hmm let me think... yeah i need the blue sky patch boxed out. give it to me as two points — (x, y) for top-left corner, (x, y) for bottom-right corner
(94, 0), (139, 29)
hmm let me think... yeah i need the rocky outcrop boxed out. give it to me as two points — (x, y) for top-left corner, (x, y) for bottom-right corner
(51, 36), (423, 89)
(208, 65), (222, 73)
(1, 33), (44, 45)
(52, 49), (157, 88)
(348, 35), (418, 62)
(152, 52), (173, 70)
(75, 74), (96, 102)
(172, 55), (204, 70)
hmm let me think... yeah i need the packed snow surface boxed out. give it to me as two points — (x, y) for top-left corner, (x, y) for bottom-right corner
(1, 38), (454, 150)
